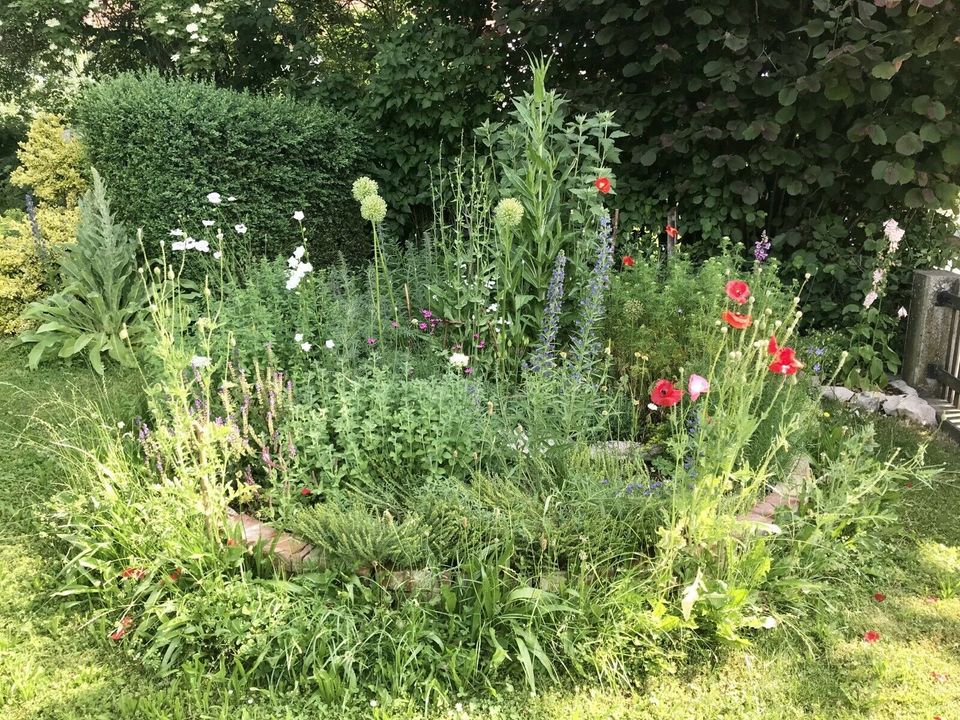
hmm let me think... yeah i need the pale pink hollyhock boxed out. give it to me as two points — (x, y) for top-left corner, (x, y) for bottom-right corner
(688, 374), (710, 401)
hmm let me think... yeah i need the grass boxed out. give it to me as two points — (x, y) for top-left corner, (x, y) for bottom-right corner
(0, 338), (958, 719)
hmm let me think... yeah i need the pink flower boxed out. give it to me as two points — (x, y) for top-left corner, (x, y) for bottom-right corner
(687, 374), (710, 401)
(863, 291), (878, 309)
(725, 280), (751, 305)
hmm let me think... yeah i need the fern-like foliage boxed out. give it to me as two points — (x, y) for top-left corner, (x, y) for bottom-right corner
(19, 168), (147, 374)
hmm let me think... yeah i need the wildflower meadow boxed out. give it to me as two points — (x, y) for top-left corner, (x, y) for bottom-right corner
(1, 4), (960, 719)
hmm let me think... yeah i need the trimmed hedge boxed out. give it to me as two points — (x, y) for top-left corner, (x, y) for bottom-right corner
(74, 73), (369, 267)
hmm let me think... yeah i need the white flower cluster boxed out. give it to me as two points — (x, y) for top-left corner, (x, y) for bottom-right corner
(171, 236), (210, 252)
(449, 352), (470, 368)
(285, 246), (312, 290)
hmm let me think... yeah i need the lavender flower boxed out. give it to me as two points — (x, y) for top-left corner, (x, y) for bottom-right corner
(754, 230), (771, 263)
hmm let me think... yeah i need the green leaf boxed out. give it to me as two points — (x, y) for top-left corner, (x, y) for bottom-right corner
(894, 132), (923, 156)
(869, 83), (892, 102)
(686, 8), (712, 25)
(777, 87), (798, 106)
(942, 139), (960, 165)
(919, 124), (941, 143)
(623, 62), (642, 78)
(870, 62), (898, 80)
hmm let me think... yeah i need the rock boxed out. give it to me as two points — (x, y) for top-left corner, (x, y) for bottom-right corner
(887, 394), (938, 426)
(851, 391), (885, 414)
(888, 378), (919, 396)
(882, 395), (905, 415)
(820, 386), (855, 403)
(773, 454), (814, 497)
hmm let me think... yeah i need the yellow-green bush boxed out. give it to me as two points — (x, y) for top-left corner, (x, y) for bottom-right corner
(34, 204), (80, 248)
(10, 113), (88, 206)
(0, 212), (42, 335)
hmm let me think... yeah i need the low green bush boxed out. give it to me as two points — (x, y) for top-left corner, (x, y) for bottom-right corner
(74, 73), (370, 270)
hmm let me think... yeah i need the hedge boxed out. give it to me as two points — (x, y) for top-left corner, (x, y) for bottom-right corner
(74, 73), (370, 268)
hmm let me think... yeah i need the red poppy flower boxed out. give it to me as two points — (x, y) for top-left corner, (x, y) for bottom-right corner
(121, 567), (146, 581)
(725, 279), (751, 304)
(721, 310), (753, 329)
(665, 224), (679, 239)
(226, 538), (237, 547)
(650, 379), (684, 407)
(300, 487), (312, 496)
(109, 616), (133, 641)
(169, 568), (182, 582)
(769, 347), (804, 375)
(873, 592), (886, 602)
(768, 335), (779, 355)
(622, 255), (635, 267)
(595, 177), (611, 194)
(863, 630), (880, 643)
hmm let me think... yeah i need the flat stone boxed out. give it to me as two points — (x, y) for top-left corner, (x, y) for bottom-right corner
(882, 395), (905, 415)
(764, 492), (799, 510)
(752, 500), (778, 517)
(773, 454), (814, 497)
(888, 394), (938, 426)
(851, 391), (885, 414)
(226, 509), (278, 546)
(820, 386), (855, 403)
(888, 379), (919, 396)
(736, 513), (782, 535)
(271, 533), (310, 571)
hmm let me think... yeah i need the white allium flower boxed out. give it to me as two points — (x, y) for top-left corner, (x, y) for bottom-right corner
(206, 191), (222, 204)
(351, 176), (379, 202)
(185, 22), (199, 33)
(202, 219), (215, 227)
(294, 333), (304, 342)
(190, 355), (211, 368)
(449, 352), (470, 368)
(292, 210), (305, 221)
(359, 194), (387, 224)
(45, 18), (61, 27)
(325, 339), (335, 349)
(234, 223), (247, 234)
(169, 228), (184, 236)
(300, 342), (312, 352)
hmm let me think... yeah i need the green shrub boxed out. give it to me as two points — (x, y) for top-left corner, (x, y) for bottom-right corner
(20, 169), (147, 373)
(0, 210), (42, 334)
(74, 72), (369, 269)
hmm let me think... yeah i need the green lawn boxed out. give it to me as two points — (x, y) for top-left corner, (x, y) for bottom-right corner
(1, 340), (958, 720)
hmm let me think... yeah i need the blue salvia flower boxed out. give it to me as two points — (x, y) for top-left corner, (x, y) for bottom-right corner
(527, 251), (567, 374)
(569, 214), (614, 373)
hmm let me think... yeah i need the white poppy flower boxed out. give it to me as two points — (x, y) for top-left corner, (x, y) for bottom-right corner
(234, 223), (247, 234)
(292, 210), (305, 221)
(227, 196), (236, 202)
(202, 219), (215, 227)
(193, 240), (210, 252)
(171, 241), (186, 251)
(300, 342), (312, 352)
(206, 192), (222, 204)
(169, 228), (184, 236)
(294, 333), (304, 342)
(213, 251), (222, 260)
(325, 339), (335, 349)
